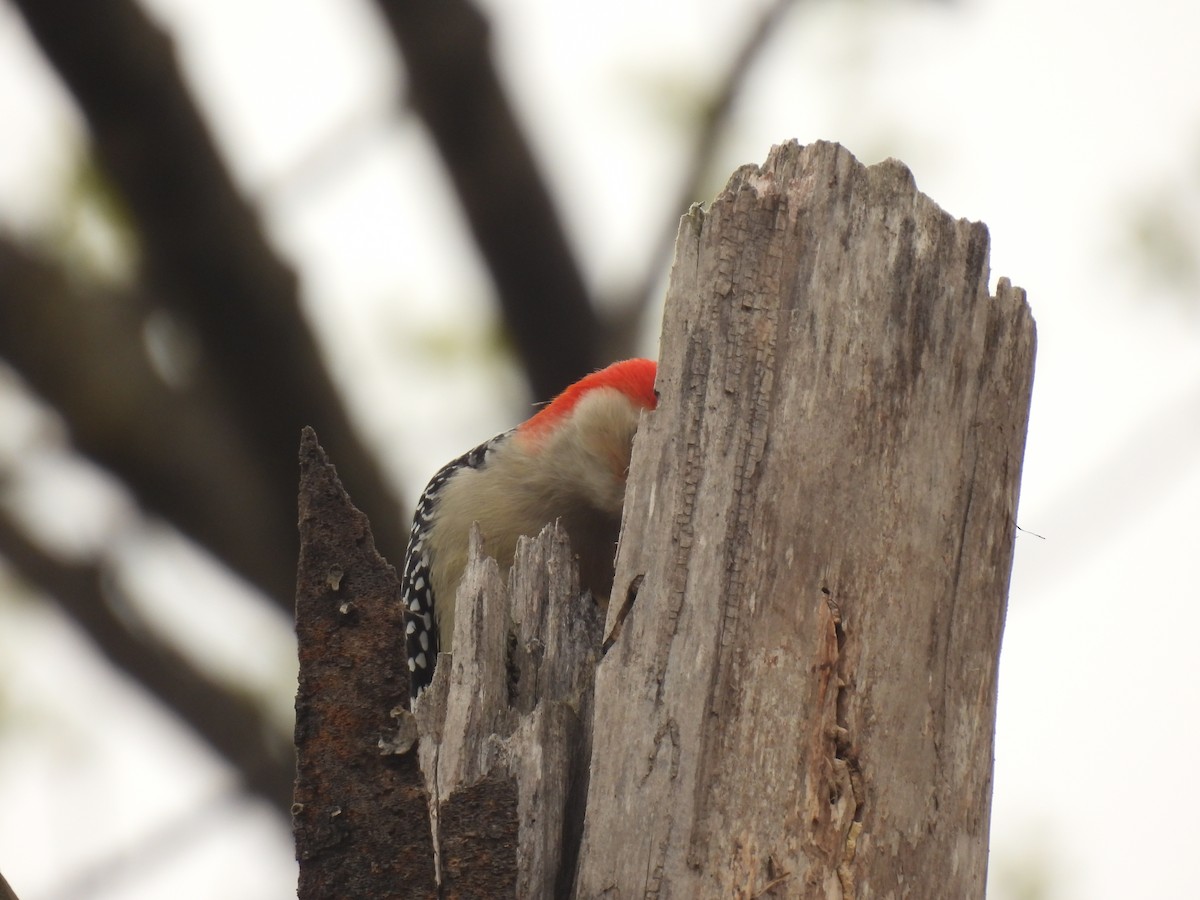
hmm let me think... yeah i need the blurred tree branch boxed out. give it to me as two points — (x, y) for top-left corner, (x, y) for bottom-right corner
(0, 511), (293, 814)
(0, 237), (292, 604)
(9, 0), (407, 572)
(373, 0), (604, 398)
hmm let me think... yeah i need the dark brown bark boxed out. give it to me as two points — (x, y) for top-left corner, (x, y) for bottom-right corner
(438, 772), (520, 897)
(294, 428), (435, 898)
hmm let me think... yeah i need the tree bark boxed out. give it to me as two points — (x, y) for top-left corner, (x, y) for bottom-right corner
(575, 140), (1035, 898)
(295, 140), (1035, 898)
(293, 451), (602, 898)
(294, 429), (435, 898)
(413, 523), (604, 899)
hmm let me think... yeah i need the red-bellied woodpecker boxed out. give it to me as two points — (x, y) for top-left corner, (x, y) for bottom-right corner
(403, 358), (659, 697)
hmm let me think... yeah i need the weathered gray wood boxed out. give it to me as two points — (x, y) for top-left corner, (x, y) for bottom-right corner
(574, 140), (1036, 898)
(312, 138), (1035, 896)
(414, 522), (604, 897)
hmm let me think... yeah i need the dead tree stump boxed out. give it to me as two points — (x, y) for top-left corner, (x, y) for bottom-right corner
(294, 140), (1036, 899)
(576, 140), (1036, 898)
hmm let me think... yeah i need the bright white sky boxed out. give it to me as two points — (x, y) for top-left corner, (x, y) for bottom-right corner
(1, 0), (1199, 898)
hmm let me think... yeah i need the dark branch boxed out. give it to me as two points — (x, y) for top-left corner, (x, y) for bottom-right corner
(9, 0), (407, 573)
(0, 868), (19, 900)
(0, 237), (295, 605)
(373, 0), (603, 399)
(0, 512), (294, 816)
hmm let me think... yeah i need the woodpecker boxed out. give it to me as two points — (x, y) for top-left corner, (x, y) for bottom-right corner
(402, 358), (658, 697)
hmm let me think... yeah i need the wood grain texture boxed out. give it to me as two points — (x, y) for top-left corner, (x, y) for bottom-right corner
(575, 140), (1036, 899)
(415, 523), (604, 897)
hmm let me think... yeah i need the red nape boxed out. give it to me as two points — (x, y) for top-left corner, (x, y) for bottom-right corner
(519, 358), (658, 440)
